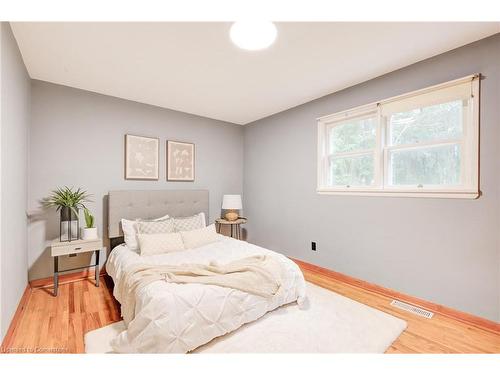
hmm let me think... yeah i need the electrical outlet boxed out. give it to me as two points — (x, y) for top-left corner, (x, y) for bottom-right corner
(311, 242), (316, 251)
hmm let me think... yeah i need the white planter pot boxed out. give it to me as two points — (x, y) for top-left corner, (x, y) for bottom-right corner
(81, 227), (98, 240)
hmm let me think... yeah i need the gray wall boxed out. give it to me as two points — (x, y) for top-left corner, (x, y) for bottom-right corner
(0, 23), (30, 340)
(243, 34), (500, 322)
(29, 81), (243, 280)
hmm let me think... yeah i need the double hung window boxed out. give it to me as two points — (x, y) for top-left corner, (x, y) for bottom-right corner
(317, 75), (480, 198)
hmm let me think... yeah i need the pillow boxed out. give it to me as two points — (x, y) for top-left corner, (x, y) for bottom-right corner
(137, 218), (175, 234)
(121, 214), (170, 250)
(138, 232), (184, 256)
(173, 212), (206, 232)
(181, 224), (219, 249)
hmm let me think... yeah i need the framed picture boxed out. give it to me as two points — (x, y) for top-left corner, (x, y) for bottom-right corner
(124, 134), (159, 180)
(167, 140), (195, 181)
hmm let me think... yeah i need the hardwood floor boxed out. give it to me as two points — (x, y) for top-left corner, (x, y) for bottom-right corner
(1, 275), (120, 353)
(2, 267), (499, 354)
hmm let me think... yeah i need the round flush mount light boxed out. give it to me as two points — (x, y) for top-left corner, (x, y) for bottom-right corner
(229, 21), (277, 51)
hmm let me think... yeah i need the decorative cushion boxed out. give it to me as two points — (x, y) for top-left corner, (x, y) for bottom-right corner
(173, 212), (206, 232)
(181, 224), (219, 249)
(121, 214), (170, 250)
(138, 232), (184, 256)
(137, 218), (175, 234)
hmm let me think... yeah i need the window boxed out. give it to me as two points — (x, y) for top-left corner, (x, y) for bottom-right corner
(317, 75), (480, 198)
(328, 113), (377, 187)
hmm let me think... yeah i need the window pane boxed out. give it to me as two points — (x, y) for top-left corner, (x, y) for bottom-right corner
(389, 100), (463, 146)
(329, 116), (376, 153)
(329, 154), (374, 186)
(389, 144), (461, 186)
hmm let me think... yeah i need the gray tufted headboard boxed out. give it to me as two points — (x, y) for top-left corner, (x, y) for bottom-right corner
(108, 190), (209, 239)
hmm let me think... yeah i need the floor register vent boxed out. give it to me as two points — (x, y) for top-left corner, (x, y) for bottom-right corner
(390, 300), (434, 319)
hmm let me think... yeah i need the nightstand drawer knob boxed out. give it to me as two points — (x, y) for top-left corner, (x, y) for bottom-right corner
(74, 247), (82, 250)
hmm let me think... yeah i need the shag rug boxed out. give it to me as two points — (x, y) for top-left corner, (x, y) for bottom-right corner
(85, 282), (407, 353)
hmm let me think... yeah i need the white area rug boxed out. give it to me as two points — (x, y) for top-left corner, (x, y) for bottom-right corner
(85, 282), (407, 353)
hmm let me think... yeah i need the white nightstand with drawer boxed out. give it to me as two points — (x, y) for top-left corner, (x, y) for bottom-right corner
(50, 238), (103, 296)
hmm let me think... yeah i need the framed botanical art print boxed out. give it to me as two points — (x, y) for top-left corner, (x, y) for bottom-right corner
(124, 134), (159, 180)
(167, 140), (195, 181)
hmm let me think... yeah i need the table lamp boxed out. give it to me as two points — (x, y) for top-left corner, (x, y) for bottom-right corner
(222, 194), (242, 221)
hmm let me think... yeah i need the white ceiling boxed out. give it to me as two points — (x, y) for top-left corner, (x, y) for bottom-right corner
(11, 22), (500, 125)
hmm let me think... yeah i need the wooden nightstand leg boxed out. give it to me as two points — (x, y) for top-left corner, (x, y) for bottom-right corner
(95, 250), (100, 287)
(53, 256), (59, 297)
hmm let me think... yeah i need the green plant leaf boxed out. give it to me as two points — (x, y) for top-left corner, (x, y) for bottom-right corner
(84, 208), (95, 228)
(42, 186), (92, 214)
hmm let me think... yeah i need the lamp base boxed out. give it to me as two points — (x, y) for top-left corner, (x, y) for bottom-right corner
(224, 212), (239, 221)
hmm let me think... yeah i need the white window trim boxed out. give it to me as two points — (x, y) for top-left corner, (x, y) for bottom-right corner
(317, 74), (480, 199)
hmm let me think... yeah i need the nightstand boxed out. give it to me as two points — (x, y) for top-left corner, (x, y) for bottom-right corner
(215, 218), (247, 240)
(50, 238), (103, 296)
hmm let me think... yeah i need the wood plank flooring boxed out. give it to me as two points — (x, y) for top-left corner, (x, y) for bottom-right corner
(1, 275), (120, 353)
(2, 268), (499, 353)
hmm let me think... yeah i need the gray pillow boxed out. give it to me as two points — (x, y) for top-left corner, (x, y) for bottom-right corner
(173, 213), (206, 232)
(137, 218), (174, 234)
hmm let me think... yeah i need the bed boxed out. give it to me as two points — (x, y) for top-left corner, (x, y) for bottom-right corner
(105, 190), (306, 353)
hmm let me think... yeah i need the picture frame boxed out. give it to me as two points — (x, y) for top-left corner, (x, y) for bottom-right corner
(167, 140), (195, 181)
(124, 134), (159, 180)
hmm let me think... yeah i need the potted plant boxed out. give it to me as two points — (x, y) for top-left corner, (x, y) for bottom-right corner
(82, 208), (98, 240)
(43, 186), (91, 241)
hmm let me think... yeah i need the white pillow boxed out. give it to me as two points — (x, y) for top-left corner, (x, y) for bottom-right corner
(173, 212), (206, 232)
(138, 232), (184, 256)
(181, 224), (219, 249)
(121, 214), (170, 250)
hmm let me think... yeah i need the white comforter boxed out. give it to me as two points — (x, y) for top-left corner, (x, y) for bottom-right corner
(106, 235), (306, 353)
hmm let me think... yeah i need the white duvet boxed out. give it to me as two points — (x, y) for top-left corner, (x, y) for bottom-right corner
(106, 235), (306, 353)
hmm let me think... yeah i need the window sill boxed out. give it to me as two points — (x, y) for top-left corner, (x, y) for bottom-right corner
(316, 188), (480, 199)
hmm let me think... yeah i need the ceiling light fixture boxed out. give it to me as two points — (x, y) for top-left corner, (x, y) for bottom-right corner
(229, 21), (277, 51)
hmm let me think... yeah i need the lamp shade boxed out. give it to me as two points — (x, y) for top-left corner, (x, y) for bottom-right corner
(222, 195), (242, 210)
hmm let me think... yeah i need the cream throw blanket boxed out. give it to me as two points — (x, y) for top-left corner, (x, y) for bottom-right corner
(120, 255), (283, 324)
